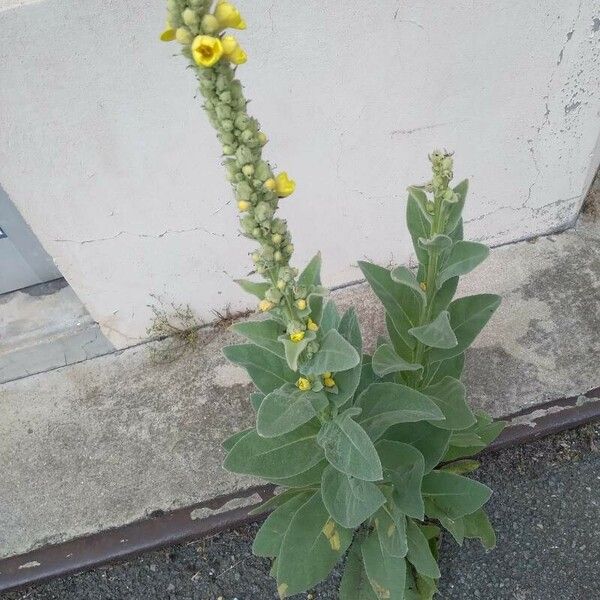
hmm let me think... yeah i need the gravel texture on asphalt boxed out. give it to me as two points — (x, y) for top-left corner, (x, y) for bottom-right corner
(5, 423), (600, 600)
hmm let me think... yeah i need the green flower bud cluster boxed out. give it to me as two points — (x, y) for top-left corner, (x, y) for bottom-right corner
(166, 0), (211, 42)
(427, 150), (457, 203)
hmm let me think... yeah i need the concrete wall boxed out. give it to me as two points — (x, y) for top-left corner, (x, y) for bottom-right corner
(1, 0), (599, 348)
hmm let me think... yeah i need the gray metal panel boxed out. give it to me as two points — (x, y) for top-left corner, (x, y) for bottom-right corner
(0, 184), (61, 294)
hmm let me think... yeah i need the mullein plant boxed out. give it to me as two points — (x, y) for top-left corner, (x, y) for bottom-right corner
(160, 3), (506, 598)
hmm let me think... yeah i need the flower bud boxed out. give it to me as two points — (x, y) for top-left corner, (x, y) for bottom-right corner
(274, 250), (283, 262)
(182, 8), (200, 27)
(215, 104), (232, 120)
(284, 244), (294, 255)
(323, 376), (336, 388)
(237, 200), (251, 212)
(296, 299), (307, 311)
(271, 233), (283, 245)
(257, 132), (268, 146)
(221, 119), (234, 131)
(235, 145), (254, 165)
(176, 27), (194, 45)
(307, 318), (319, 332)
(252, 227), (262, 238)
(240, 129), (255, 144)
(264, 178), (276, 191)
(242, 164), (254, 177)
(160, 26), (177, 42)
(276, 280), (286, 291)
(258, 299), (275, 312)
(234, 114), (251, 130)
(201, 13), (220, 33)
(236, 181), (252, 200)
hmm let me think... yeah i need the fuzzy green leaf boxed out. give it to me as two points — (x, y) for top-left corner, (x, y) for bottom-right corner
(372, 344), (423, 377)
(231, 319), (285, 358)
(423, 353), (465, 387)
(418, 234), (453, 251)
(422, 471), (492, 520)
(375, 493), (408, 558)
(463, 508), (497, 549)
(356, 383), (445, 441)
(390, 265), (426, 301)
(301, 329), (360, 376)
(248, 488), (306, 516)
(443, 412), (506, 461)
(298, 252), (322, 287)
(253, 492), (312, 557)
(321, 465), (386, 528)
(235, 278), (270, 299)
(222, 428), (252, 452)
(250, 392), (265, 412)
(429, 294), (501, 362)
(408, 310), (458, 349)
(317, 410), (383, 481)
(277, 492), (352, 597)
(256, 383), (328, 438)
(224, 422), (323, 478)
(361, 530), (407, 600)
(406, 187), (432, 266)
(359, 261), (421, 358)
(333, 308), (364, 406)
(279, 330), (316, 371)
(445, 179), (468, 233)
(437, 241), (489, 288)
(222, 343), (296, 394)
(406, 518), (441, 579)
(423, 376), (475, 431)
(267, 459), (327, 488)
(383, 422), (451, 473)
(377, 440), (425, 520)
(429, 276), (459, 318)
(339, 539), (379, 600)
(319, 300), (341, 334)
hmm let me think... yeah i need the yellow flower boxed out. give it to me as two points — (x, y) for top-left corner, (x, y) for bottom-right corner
(296, 377), (311, 391)
(191, 35), (224, 67)
(290, 331), (305, 343)
(237, 200), (251, 212)
(275, 172), (296, 197)
(160, 26), (177, 42)
(307, 318), (319, 331)
(264, 178), (276, 191)
(323, 372), (332, 378)
(296, 299), (307, 311)
(323, 376), (336, 388)
(258, 299), (275, 312)
(221, 35), (247, 65)
(214, 0), (247, 30)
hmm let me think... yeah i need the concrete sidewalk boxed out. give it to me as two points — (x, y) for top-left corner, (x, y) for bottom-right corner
(1, 212), (600, 562)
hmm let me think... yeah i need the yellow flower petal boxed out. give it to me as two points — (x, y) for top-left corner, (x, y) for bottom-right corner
(295, 299), (307, 310)
(264, 178), (276, 191)
(323, 377), (336, 388)
(237, 200), (251, 212)
(290, 331), (305, 343)
(275, 172), (296, 198)
(307, 318), (319, 331)
(160, 27), (177, 42)
(191, 35), (224, 67)
(258, 299), (275, 312)
(296, 377), (311, 391)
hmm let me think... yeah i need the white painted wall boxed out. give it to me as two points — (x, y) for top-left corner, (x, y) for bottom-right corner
(1, 0), (599, 348)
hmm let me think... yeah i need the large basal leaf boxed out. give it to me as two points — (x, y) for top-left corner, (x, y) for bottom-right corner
(358, 261), (420, 355)
(375, 492), (408, 558)
(339, 539), (378, 600)
(298, 252), (322, 287)
(256, 383), (328, 438)
(224, 422), (323, 478)
(377, 440), (425, 520)
(333, 308), (364, 406)
(301, 329), (360, 376)
(444, 179), (468, 234)
(356, 382), (445, 441)
(436, 241), (489, 288)
(250, 392), (265, 412)
(382, 421), (451, 473)
(361, 530), (407, 600)
(317, 410), (383, 481)
(231, 319), (286, 359)
(222, 343), (296, 394)
(423, 376), (476, 431)
(277, 492), (352, 598)
(429, 294), (501, 362)
(235, 278), (270, 299)
(249, 487), (306, 516)
(462, 507), (497, 550)
(443, 411), (506, 461)
(422, 471), (492, 520)
(252, 492), (312, 557)
(423, 353), (465, 387)
(321, 465), (386, 528)
(372, 344), (422, 377)
(406, 518), (441, 579)
(268, 459), (327, 488)
(408, 311), (458, 349)
(222, 428), (252, 452)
